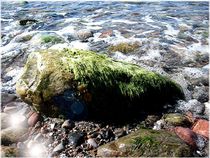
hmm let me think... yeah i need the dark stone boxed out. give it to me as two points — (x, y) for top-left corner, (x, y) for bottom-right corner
(19, 19), (38, 26)
(69, 132), (85, 147)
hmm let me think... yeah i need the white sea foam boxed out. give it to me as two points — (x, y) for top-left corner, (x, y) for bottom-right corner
(112, 19), (138, 24)
(164, 23), (179, 36)
(140, 49), (162, 61)
(57, 25), (75, 35)
(143, 15), (154, 23)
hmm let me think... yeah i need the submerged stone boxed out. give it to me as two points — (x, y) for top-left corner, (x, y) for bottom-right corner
(16, 48), (184, 120)
(97, 128), (192, 157)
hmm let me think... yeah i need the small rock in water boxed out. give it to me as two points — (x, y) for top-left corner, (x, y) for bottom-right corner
(0, 146), (20, 157)
(69, 132), (85, 147)
(34, 133), (43, 141)
(1, 93), (17, 106)
(174, 126), (197, 147)
(163, 113), (191, 127)
(113, 128), (126, 138)
(53, 142), (65, 153)
(28, 112), (40, 127)
(1, 112), (10, 129)
(77, 29), (93, 42)
(192, 86), (209, 103)
(204, 102), (210, 116)
(176, 99), (205, 115)
(3, 102), (25, 114)
(99, 30), (113, 38)
(19, 19), (38, 26)
(87, 138), (98, 148)
(192, 119), (209, 139)
(62, 120), (75, 129)
(1, 127), (28, 145)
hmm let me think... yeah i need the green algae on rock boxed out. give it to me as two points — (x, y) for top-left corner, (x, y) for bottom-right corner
(41, 35), (64, 44)
(16, 48), (184, 119)
(108, 42), (140, 54)
(97, 128), (192, 157)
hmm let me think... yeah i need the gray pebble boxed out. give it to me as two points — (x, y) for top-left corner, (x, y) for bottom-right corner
(87, 138), (98, 148)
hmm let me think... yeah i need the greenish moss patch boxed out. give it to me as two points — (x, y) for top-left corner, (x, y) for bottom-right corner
(108, 42), (140, 54)
(41, 35), (63, 44)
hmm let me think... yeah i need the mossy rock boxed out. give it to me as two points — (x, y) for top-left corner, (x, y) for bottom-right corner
(108, 42), (140, 54)
(41, 35), (63, 44)
(163, 113), (191, 127)
(1, 127), (28, 145)
(0, 146), (20, 157)
(97, 128), (192, 157)
(16, 48), (184, 120)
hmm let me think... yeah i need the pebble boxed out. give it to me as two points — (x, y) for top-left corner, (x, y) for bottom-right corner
(87, 138), (98, 148)
(175, 126), (197, 147)
(28, 112), (40, 127)
(34, 133), (43, 141)
(69, 132), (85, 147)
(1, 112), (10, 129)
(1, 93), (17, 106)
(62, 120), (75, 129)
(114, 128), (126, 138)
(99, 30), (113, 38)
(163, 113), (190, 127)
(77, 29), (93, 42)
(53, 142), (65, 153)
(176, 99), (205, 115)
(192, 119), (209, 139)
(204, 102), (210, 116)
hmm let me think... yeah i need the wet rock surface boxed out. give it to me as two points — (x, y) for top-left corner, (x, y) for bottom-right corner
(97, 128), (192, 157)
(16, 49), (184, 120)
(1, 1), (209, 157)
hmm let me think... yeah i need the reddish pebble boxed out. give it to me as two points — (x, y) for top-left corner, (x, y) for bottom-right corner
(99, 30), (113, 38)
(28, 112), (39, 127)
(192, 119), (209, 139)
(175, 126), (197, 147)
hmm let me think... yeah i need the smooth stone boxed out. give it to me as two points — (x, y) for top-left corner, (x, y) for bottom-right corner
(61, 120), (75, 129)
(77, 29), (93, 42)
(3, 102), (26, 114)
(1, 93), (17, 106)
(1, 127), (28, 145)
(113, 128), (126, 138)
(97, 128), (192, 157)
(99, 30), (113, 38)
(53, 143), (65, 153)
(176, 99), (205, 115)
(0, 146), (20, 157)
(163, 113), (190, 127)
(204, 102), (210, 116)
(192, 119), (209, 139)
(1, 112), (10, 129)
(174, 126), (197, 147)
(3, 106), (18, 114)
(34, 133), (43, 141)
(14, 33), (34, 43)
(192, 86), (209, 103)
(28, 112), (40, 127)
(69, 132), (85, 147)
(87, 138), (98, 148)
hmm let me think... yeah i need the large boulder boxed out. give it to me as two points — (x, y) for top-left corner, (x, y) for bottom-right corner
(16, 48), (184, 120)
(97, 128), (192, 157)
